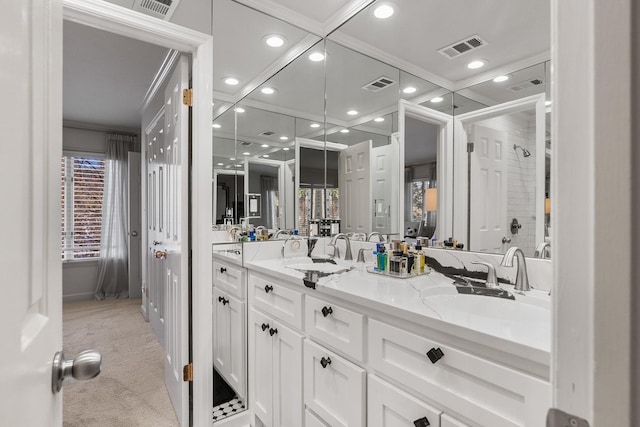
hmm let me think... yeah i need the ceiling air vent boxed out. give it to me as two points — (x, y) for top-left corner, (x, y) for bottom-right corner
(132, 0), (180, 20)
(508, 77), (544, 92)
(258, 131), (275, 137)
(362, 76), (396, 92)
(240, 141), (252, 147)
(437, 35), (488, 59)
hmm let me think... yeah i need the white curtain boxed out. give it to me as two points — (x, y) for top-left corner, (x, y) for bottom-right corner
(95, 133), (137, 300)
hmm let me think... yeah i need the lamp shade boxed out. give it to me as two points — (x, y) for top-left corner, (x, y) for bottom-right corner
(425, 188), (437, 212)
(545, 197), (551, 214)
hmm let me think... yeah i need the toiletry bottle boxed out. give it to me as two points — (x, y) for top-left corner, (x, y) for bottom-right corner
(376, 243), (387, 272)
(415, 243), (425, 273)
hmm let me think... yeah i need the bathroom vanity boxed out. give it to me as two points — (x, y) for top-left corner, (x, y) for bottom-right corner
(234, 239), (551, 427)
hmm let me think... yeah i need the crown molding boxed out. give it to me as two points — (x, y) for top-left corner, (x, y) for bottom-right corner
(233, 0), (323, 35)
(323, 0), (375, 35)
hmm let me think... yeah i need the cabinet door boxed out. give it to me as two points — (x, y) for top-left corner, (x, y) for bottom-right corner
(368, 375), (441, 427)
(272, 321), (304, 427)
(250, 274), (303, 329)
(441, 414), (470, 427)
(213, 287), (231, 376)
(227, 294), (245, 399)
(213, 260), (246, 299)
(304, 340), (366, 427)
(249, 308), (274, 427)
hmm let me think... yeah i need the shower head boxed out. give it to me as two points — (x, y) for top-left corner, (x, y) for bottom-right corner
(513, 144), (531, 158)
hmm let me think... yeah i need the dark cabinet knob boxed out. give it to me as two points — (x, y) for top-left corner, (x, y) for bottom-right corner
(320, 356), (332, 368)
(264, 284), (274, 293)
(218, 296), (224, 303)
(321, 306), (333, 317)
(269, 327), (278, 336)
(217, 296), (229, 305)
(413, 416), (431, 427)
(426, 347), (444, 364)
(220, 267), (227, 274)
(261, 323), (270, 332)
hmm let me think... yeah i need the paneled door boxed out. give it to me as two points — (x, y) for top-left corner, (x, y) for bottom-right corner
(0, 0), (64, 424)
(162, 55), (190, 426)
(469, 124), (508, 253)
(339, 140), (372, 234)
(370, 141), (398, 235)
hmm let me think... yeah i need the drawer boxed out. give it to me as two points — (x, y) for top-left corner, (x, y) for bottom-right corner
(305, 295), (364, 361)
(305, 409), (329, 427)
(369, 319), (550, 427)
(213, 259), (245, 299)
(250, 273), (302, 330)
(368, 375), (441, 427)
(441, 414), (470, 427)
(304, 340), (366, 427)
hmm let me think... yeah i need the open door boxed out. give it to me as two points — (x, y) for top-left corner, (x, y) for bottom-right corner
(0, 0), (66, 424)
(339, 140), (372, 234)
(161, 55), (190, 426)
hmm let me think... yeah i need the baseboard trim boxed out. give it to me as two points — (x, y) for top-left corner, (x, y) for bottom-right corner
(63, 292), (95, 303)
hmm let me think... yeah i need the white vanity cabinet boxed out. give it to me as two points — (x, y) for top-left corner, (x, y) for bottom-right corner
(249, 307), (304, 427)
(212, 255), (247, 400)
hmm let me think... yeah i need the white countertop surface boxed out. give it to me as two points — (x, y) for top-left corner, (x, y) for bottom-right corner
(245, 256), (551, 368)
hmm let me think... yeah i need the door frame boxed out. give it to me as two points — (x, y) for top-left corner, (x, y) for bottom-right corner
(62, 1), (213, 425)
(453, 93), (546, 249)
(398, 99), (454, 242)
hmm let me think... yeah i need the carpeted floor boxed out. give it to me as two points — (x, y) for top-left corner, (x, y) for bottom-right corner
(63, 298), (179, 427)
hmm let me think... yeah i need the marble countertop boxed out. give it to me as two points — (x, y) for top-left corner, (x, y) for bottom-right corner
(244, 256), (551, 368)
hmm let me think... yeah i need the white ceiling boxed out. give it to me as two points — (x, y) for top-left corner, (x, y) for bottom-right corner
(63, 20), (169, 129)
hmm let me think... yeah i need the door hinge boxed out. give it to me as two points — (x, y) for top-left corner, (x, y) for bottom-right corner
(182, 88), (193, 106)
(467, 142), (474, 153)
(183, 363), (193, 382)
(547, 408), (589, 427)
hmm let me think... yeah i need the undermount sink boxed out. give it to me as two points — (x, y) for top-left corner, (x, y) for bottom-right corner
(285, 258), (352, 274)
(422, 294), (550, 350)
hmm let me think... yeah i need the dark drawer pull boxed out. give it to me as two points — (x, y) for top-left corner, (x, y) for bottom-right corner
(218, 296), (229, 305)
(269, 327), (278, 336)
(426, 347), (444, 364)
(320, 356), (332, 368)
(261, 323), (270, 332)
(264, 284), (274, 293)
(321, 306), (333, 317)
(413, 416), (431, 427)
(219, 267), (227, 274)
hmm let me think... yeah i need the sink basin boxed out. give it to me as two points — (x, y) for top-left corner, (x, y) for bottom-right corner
(422, 294), (550, 350)
(285, 261), (350, 274)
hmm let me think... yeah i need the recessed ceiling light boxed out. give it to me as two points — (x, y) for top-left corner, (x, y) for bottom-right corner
(430, 97), (444, 103)
(340, 129), (349, 133)
(264, 35), (285, 48)
(545, 100), (552, 106)
(230, 157), (235, 161)
(467, 60), (486, 70)
(243, 152), (250, 155)
(310, 123), (320, 128)
(224, 77), (239, 85)
(280, 136), (288, 140)
(261, 144), (269, 148)
(308, 51), (325, 62)
(283, 147), (290, 151)
(374, 117), (385, 122)
(217, 163), (224, 166)
(402, 86), (417, 94)
(374, 4), (394, 19)
(212, 123), (221, 128)
(493, 75), (510, 83)
(263, 155), (270, 158)
(234, 107), (245, 113)
(347, 110), (358, 116)
(261, 87), (275, 95)
(235, 164), (242, 167)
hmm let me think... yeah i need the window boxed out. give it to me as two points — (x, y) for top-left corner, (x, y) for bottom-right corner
(297, 186), (340, 235)
(61, 155), (105, 260)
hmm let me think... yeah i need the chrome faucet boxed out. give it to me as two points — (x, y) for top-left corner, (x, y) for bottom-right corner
(228, 226), (241, 241)
(500, 247), (531, 291)
(534, 242), (550, 259)
(281, 234), (304, 258)
(274, 229), (290, 239)
(367, 232), (385, 242)
(329, 233), (353, 261)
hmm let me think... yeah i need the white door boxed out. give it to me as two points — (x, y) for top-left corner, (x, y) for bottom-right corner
(128, 152), (142, 299)
(469, 125), (508, 253)
(162, 55), (190, 426)
(272, 321), (304, 427)
(146, 114), (166, 347)
(370, 141), (398, 234)
(213, 286), (246, 399)
(249, 308), (274, 426)
(339, 140), (372, 234)
(0, 0), (64, 424)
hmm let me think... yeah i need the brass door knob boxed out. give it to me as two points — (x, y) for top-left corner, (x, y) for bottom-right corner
(155, 250), (167, 259)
